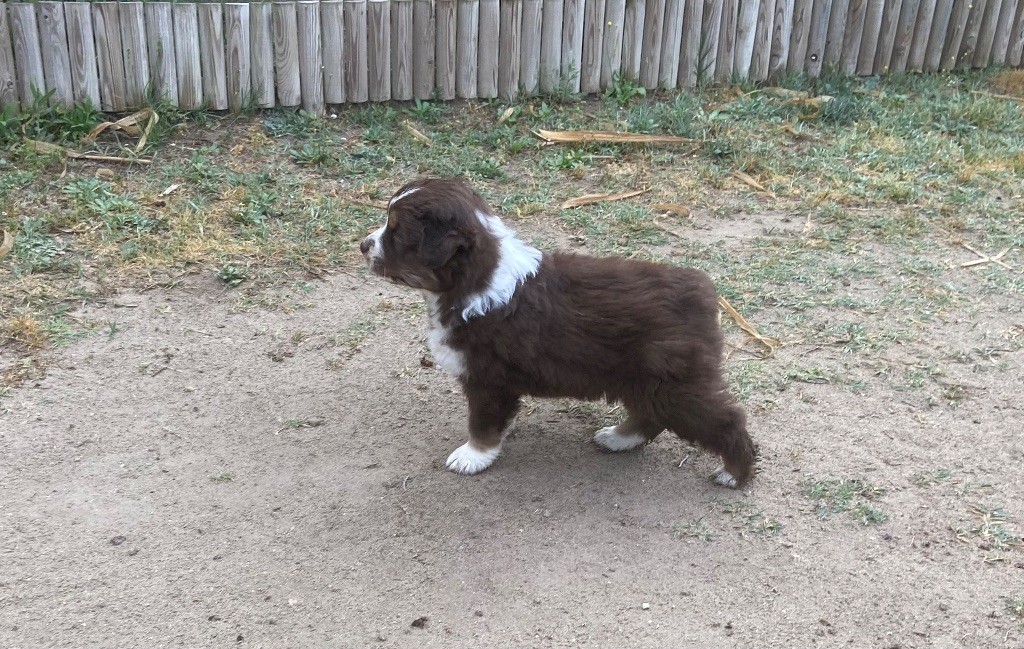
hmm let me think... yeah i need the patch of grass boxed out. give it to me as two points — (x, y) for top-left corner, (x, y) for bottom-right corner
(955, 506), (1021, 552)
(210, 472), (236, 483)
(1005, 597), (1024, 623)
(215, 263), (250, 287)
(804, 479), (886, 523)
(674, 520), (715, 542)
(913, 469), (953, 487)
(721, 502), (783, 536)
(605, 73), (646, 106)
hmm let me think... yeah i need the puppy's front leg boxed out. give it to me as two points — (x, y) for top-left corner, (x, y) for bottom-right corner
(445, 385), (521, 475)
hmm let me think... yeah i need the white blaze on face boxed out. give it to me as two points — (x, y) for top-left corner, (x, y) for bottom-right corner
(366, 223), (386, 261)
(389, 186), (421, 208)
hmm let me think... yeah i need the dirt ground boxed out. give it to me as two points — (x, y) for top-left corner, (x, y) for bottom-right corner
(2, 209), (1023, 649)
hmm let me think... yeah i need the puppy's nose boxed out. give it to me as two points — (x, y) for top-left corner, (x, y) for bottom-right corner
(359, 237), (371, 255)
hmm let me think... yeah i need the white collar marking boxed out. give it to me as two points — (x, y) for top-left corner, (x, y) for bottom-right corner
(460, 211), (542, 321)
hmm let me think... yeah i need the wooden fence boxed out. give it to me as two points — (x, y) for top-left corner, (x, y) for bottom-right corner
(1, 0), (1023, 113)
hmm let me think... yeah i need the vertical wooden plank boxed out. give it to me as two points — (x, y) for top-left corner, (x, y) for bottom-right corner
(805, 0), (832, 77)
(520, 0), (543, 93)
(855, 0), (885, 75)
(119, 2), (149, 107)
(392, 0), (413, 100)
(173, 3), (202, 110)
(92, 2), (126, 110)
(37, 2), (73, 106)
(144, 3), (178, 105)
(991, 0), (1020, 65)
(460, 0), (483, 97)
(344, 0), (369, 102)
(0, 4), (20, 108)
(581, 0), (606, 93)
(321, 0), (346, 104)
(499, 0), (523, 99)
(11, 3), (45, 105)
(702, 0), (725, 81)
(823, 0), (849, 67)
(562, 0), (585, 92)
(923, 0), (953, 70)
(367, 0), (391, 101)
(907, 0), (938, 70)
(973, 0), (1004, 67)
(413, 0), (435, 98)
(63, 3), (100, 106)
(716, 0), (738, 81)
(678, 0), (704, 86)
(872, 0), (902, 73)
(621, 0), (646, 80)
(198, 3), (228, 110)
(956, 0), (988, 68)
(1010, 1), (1024, 66)
(750, 0), (777, 80)
(660, 0), (684, 88)
(225, 3), (251, 111)
(889, 0), (921, 72)
(479, 0), (499, 97)
(767, 0), (793, 81)
(940, 0), (974, 69)
(787, 0), (812, 72)
(839, 0), (867, 75)
(435, 0), (456, 99)
(250, 3), (275, 107)
(274, 2), (302, 106)
(640, 0), (667, 88)
(734, 0), (760, 78)
(297, 1), (324, 112)
(601, 0), (627, 88)
(540, 0), (565, 91)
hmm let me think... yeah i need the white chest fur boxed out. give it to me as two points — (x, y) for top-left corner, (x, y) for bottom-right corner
(423, 292), (467, 379)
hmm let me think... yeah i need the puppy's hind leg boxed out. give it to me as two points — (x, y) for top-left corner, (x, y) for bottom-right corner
(658, 391), (756, 488)
(446, 385), (520, 475)
(593, 412), (664, 452)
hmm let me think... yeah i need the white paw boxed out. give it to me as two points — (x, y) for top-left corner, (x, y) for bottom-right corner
(593, 426), (647, 452)
(445, 442), (501, 475)
(712, 468), (738, 489)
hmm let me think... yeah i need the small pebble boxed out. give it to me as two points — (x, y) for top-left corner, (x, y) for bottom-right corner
(641, 603), (650, 610)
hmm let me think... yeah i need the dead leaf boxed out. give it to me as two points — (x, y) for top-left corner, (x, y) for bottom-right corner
(537, 129), (696, 145)
(762, 87), (810, 100)
(718, 296), (780, 356)
(83, 108), (158, 153)
(498, 106), (517, 124)
(732, 171), (776, 197)
(403, 120), (432, 147)
(650, 203), (691, 217)
(0, 230), (13, 259)
(161, 183), (181, 196)
(560, 189), (648, 209)
(24, 138), (152, 165)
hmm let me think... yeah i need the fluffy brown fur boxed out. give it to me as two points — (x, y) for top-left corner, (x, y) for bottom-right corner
(360, 178), (756, 487)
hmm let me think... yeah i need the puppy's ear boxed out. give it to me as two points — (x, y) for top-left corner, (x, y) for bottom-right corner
(417, 222), (471, 269)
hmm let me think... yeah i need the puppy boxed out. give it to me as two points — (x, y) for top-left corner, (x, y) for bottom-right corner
(360, 178), (756, 487)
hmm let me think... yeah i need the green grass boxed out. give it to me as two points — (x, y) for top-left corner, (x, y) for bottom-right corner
(804, 479), (888, 524)
(2, 69), (1022, 391)
(674, 520), (715, 542)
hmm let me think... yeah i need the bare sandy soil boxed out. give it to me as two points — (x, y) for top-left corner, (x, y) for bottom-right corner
(2, 212), (1022, 649)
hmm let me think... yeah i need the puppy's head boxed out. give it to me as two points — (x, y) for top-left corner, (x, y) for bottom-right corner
(360, 178), (496, 294)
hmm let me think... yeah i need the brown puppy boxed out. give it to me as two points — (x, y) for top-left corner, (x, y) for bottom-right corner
(360, 178), (756, 487)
